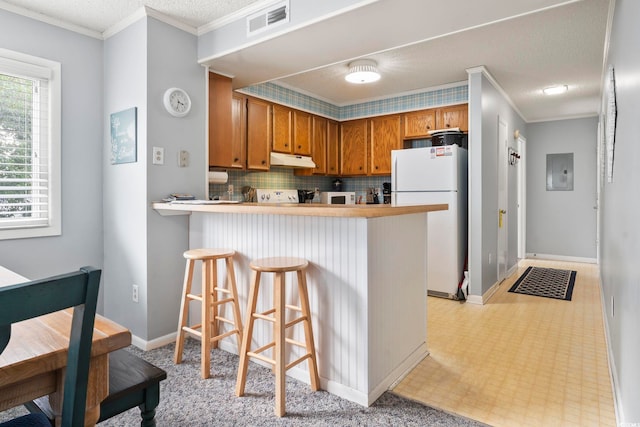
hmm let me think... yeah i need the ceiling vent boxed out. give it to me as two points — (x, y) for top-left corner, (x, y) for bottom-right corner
(246, 1), (289, 37)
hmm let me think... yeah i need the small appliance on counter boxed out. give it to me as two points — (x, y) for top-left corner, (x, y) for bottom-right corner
(255, 189), (299, 204)
(382, 182), (391, 204)
(331, 179), (343, 192)
(297, 189), (315, 204)
(320, 191), (356, 205)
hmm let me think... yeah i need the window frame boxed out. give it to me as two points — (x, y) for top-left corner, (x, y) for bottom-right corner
(0, 48), (61, 240)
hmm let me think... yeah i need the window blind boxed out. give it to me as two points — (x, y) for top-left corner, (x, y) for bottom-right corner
(0, 71), (51, 229)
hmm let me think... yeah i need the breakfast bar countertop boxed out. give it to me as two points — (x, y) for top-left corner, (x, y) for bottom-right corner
(151, 201), (448, 218)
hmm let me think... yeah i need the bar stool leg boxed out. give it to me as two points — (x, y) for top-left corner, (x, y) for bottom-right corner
(201, 259), (212, 379)
(174, 259), (195, 364)
(297, 270), (320, 390)
(225, 257), (244, 350)
(274, 271), (286, 417)
(236, 270), (261, 397)
(210, 259), (219, 350)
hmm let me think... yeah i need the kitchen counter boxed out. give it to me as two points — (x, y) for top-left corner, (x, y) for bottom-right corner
(152, 201), (447, 217)
(155, 201), (445, 407)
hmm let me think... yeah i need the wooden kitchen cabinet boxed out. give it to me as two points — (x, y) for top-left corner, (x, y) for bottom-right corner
(403, 109), (436, 139)
(229, 93), (246, 168)
(293, 110), (312, 155)
(246, 97), (271, 171)
(311, 116), (327, 174)
(340, 119), (368, 176)
(437, 103), (468, 132)
(327, 120), (339, 175)
(369, 114), (402, 175)
(272, 104), (292, 153)
(208, 72), (236, 168)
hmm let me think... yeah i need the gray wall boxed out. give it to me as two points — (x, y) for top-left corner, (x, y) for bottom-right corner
(0, 10), (104, 284)
(600, 0), (640, 422)
(468, 70), (525, 297)
(103, 17), (205, 343)
(526, 118), (597, 260)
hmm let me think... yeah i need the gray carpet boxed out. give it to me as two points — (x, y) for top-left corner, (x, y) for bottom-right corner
(1, 338), (486, 426)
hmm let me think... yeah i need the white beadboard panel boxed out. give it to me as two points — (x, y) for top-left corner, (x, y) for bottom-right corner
(188, 211), (428, 406)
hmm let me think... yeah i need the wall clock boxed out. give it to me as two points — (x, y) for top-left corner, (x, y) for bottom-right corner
(163, 87), (191, 117)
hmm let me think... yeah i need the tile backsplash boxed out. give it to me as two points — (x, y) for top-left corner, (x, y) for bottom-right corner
(209, 168), (391, 201)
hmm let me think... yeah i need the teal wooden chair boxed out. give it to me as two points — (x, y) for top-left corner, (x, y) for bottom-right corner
(0, 267), (101, 427)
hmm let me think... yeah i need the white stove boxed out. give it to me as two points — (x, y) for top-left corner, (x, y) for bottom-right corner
(255, 189), (299, 204)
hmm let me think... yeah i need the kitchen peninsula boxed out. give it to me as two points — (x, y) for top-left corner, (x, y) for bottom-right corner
(153, 202), (446, 406)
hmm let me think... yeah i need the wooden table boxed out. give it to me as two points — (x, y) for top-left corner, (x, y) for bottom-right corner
(0, 266), (131, 426)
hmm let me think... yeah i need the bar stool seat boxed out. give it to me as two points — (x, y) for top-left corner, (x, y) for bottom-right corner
(174, 248), (243, 379)
(235, 256), (320, 417)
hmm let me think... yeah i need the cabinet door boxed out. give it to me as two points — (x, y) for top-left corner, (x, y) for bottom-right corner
(293, 110), (312, 155)
(340, 119), (368, 176)
(311, 116), (327, 174)
(246, 98), (271, 171)
(327, 120), (339, 176)
(403, 109), (436, 139)
(369, 114), (401, 175)
(230, 94), (246, 169)
(272, 105), (292, 153)
(437, 104), (468, 132)
(208, 73), (234, 168)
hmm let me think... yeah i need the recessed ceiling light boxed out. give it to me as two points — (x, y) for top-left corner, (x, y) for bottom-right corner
(543, 85), (568, 95)
(345, 59), (381, 84)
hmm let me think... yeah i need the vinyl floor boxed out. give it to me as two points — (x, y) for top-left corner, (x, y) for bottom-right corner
(393, 259), (616, 427)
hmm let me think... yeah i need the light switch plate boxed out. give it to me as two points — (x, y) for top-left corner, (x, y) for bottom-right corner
(179, 150), (189, 167)
(153, 147), (164, 165)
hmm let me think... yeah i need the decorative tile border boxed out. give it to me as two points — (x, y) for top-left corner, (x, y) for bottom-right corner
(240, 82), (468, 120)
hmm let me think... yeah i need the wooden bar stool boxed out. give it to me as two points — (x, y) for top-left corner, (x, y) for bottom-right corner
(235, 257), (320, 417)
(174, 248), (243, 379)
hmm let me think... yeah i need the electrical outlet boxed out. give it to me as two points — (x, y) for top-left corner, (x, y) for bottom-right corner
(228, 184), (234, 194)
(132, 284), (139, 303)
(152, 147), (164, 165)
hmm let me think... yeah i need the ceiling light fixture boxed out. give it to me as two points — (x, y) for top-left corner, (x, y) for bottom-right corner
(345, 59), (381, 84)
(543, 85), (568, 95)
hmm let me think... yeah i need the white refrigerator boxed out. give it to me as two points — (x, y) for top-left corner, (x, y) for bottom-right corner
(391, 145), (468, 299)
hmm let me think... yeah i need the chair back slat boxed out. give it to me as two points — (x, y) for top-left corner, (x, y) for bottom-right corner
(0, 267), (101, 427)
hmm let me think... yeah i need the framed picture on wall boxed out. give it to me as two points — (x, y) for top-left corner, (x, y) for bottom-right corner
(110, 107), (137, 165)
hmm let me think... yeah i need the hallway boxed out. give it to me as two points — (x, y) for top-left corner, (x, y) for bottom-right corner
(394, 259), (616, 426)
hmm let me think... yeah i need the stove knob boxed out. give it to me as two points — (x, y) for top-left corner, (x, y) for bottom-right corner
(266, 194), (270, 200)
(260, 194), (265, 200)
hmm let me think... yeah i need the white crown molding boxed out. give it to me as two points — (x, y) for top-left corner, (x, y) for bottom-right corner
(103, 6), (197, 40)
(466, 65), (527, 123)
(0, 0), (102, 39)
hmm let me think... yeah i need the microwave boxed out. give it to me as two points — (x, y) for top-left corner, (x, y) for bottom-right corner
(320, 191), (356, 205)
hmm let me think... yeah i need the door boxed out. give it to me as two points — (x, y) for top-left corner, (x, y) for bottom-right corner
(497, 118), (508, 282)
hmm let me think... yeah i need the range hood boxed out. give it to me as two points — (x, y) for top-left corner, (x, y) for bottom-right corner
(270, 152), (316, 168)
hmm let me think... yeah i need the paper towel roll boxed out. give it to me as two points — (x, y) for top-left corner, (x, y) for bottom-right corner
(208, 171), (228, 184)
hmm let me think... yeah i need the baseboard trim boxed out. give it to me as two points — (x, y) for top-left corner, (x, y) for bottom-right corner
(526, 253), (597, 264)
(131, 332), (177, 351)
(466, 264), (518, 305)
(599, 274), (623, 425)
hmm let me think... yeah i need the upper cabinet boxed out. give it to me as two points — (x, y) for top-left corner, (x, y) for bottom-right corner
(327, 120), (340, 176)
(311, 116), (327, 174)
(208, 73), (236, 168)
(437, 104), (468, 132)
(293, 111), (312, 156)
(402, 103), (468, 139)
(403, 109), (436, 139)
(229, 93), (247, 169)
(340, 119), (368, 176)
(272, 105), (292, 153)
(369, 114), (402, 175)
(246, 97), (271, 171)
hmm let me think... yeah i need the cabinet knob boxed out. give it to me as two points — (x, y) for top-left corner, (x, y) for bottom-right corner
(427, 126), (431, 130)
(297, 145), (301, 149)
(446, 124), (450, 128)
(234, 158), (239, 162)
(262, 160), (267, 165)
(284, 143), (288, 147)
